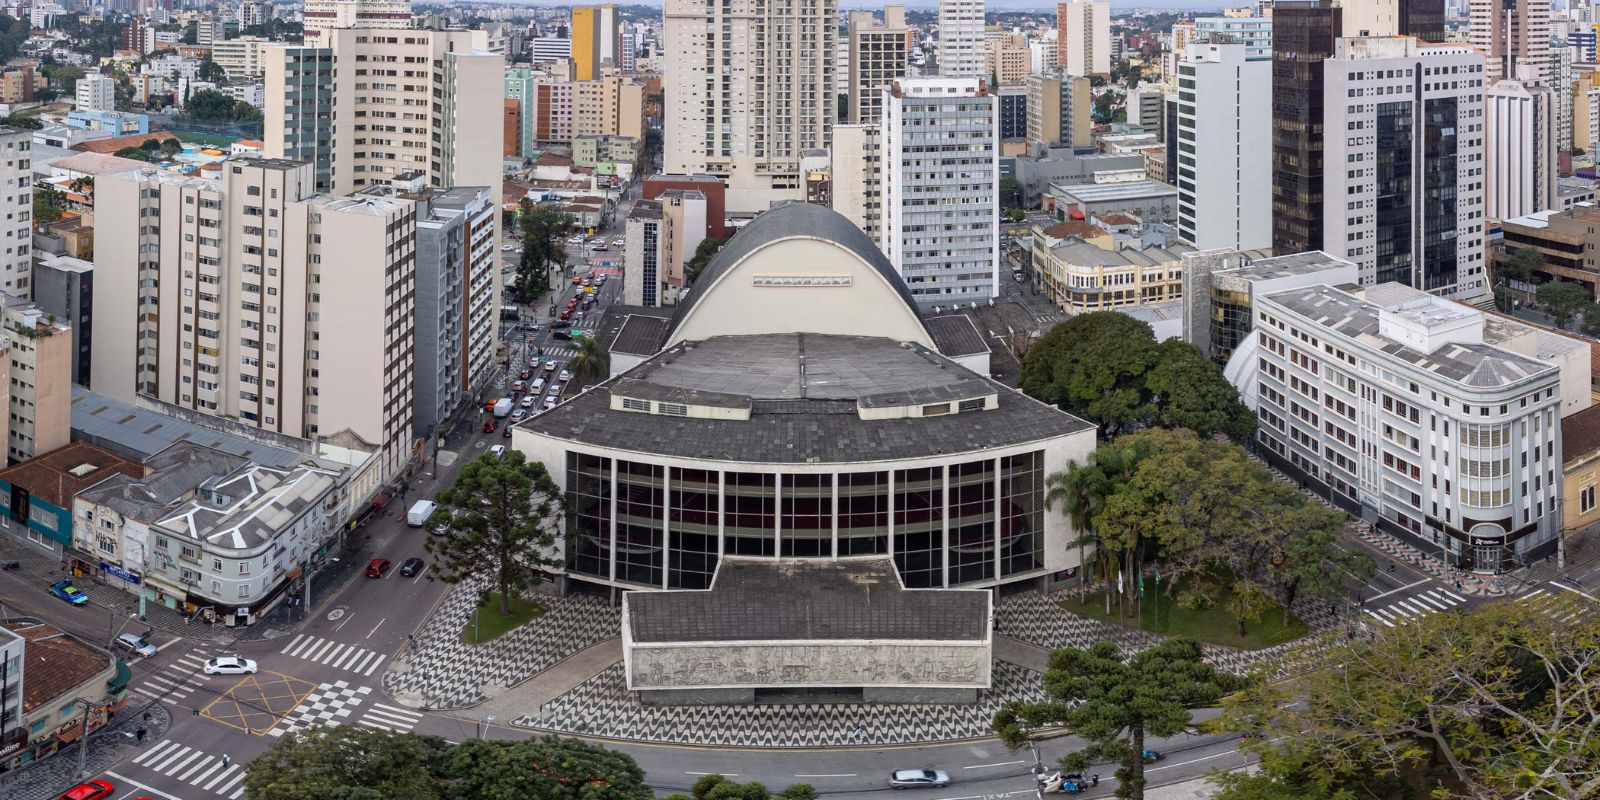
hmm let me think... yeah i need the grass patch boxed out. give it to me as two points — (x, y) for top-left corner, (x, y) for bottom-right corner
(461, 592), (545, 644)
(1063, 581), (1308, 650)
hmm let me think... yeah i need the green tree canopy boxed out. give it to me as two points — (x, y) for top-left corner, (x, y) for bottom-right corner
(432, 736), (653, 799)
(569, 334), (610, 386)
(514, 200), (573, 303)
(33, 184), (65, 224)
(1019, 312), (1162, 438)
(1498, 246), (1543, 285)
(1536, 279), (1590, 328)
(424, 449), (563, 617)
(184, 88), (262, 122)
(663, 774), (817, 800)
(1144, 339), (1255, 442)
(685, 236), (725, 284)
(1000, 175), (1023, 210)
(995, 638), (1241, 800)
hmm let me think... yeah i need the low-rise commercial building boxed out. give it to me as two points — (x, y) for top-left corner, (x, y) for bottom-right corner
(0, 443), (143, 561)
(5, 621), (125, 771)
(1031, 220), (1192, 315)
(1046, 179), (1178, 222)
(1497, 205), (1600, 297)
(572, 134), (639, 168)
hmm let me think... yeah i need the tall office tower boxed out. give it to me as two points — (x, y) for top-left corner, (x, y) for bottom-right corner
(1026, 72), (1093, 153)
(881, 77), (999, 308)
(848, 6), (910, 123)
(263, 46), (334, 192)
(1469, 0), (1551, 80)
(0, 128), (30, 298)
(1486, 68), (1557, 221)
(301, 0), (413, 43)
(1175, 42), (1272, 251)
(1321, 37), (1488, 299)
(939, 0), (985, 77)
(829, 123), (883, 242)
(95, 160), (417, 480)
(663, 0), (836, 213)
(1056, 1), (1111, 76)
(1553, 45), (1572, 152)
(263, 30), (503, 199)
(1272, 0), (1448, 256)
(571, 4), (619, 80)
(75, 73), (114, 112)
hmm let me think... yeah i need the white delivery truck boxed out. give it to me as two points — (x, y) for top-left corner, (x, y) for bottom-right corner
(493, 397), (514, 417)
(406, 500), (438, 527)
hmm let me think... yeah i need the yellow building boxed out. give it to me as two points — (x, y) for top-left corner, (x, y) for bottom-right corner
(1562, 403), (1600, 544)
(1031, 219), (1193, 314)
(571, 4), (619, 81)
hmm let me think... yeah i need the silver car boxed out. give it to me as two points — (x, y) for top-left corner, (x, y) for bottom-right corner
(203, 655), (258, 675)
(115, 632), (158, 658)
(889, 769), (950, 789)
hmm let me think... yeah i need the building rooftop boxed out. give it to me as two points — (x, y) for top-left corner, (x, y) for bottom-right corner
(1563, 403), (1600, 463)
(71, 130), (177, 154)
(48, 150), (152, 176)
(1263, 284), (1557, 388)
(1558, 178), (1595, 198)
(524, 333), (1092, 463)
(625, 558), (990, 644)
(154, 463), (337, 551)
(606, 310), (675, 356)
(629, 199), (662, 220)
(0, 443), (144, 508)
(1051, 180), (1177, 203)
(9, 622), (111, 714)
(76, 443), (249, 524)
(1214, 250), (1351, 282)
(924, 314), (989, 357)
(71, 387), (336, 471)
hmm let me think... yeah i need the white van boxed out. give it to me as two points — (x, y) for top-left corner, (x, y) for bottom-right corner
(406, 500), (438, 527)
(530, 377), (546, 393)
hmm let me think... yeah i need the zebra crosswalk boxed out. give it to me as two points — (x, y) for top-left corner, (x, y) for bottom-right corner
(130, 645), (218, 707)
(266, 680), (426, 737)
(279, 633), (387, 676)
(1363, 587), (1467, 627)
(358, 702), (426, 732)
(1516, 585), (1597, 623)
(129, 739), (247, 799)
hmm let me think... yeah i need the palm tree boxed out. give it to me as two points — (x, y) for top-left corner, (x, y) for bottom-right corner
(568, 335), (610, 386)
(1046, 461), (1113, 611)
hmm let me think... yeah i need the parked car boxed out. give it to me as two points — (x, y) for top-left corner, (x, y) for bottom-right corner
(399, 558), (425, 577)
(203, 655), (259, 675)
(558, 369), (572, 382)
(115, 632), (158, 658)
(57, 780), (116, 800)
(888, 769), (951, 789)
(365, 558), (392, 578)
(49, 580), (88, 605)
(512, 380), (526, 393)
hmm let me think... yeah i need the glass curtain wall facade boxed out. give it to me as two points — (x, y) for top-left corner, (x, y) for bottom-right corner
(1374, 100), (1415, 286)
(565, 452), (1046, 590)
(1270, 1), (1341, 255)
(1422, 96), (1460, 292)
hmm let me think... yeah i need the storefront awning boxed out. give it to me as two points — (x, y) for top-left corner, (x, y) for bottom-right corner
(107, 660), (132, 693)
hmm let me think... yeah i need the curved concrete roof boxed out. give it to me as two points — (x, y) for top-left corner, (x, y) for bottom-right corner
(667, 202), (930, 344)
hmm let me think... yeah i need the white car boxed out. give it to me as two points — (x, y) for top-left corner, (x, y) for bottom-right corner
(543, 395), (558, 408)
(501, 244), (516, 252)
(520, 395), (537, 408)
(203, 656), (258, 675)
(888, 769), (951, 789)
(558, 369), (572, 382)
(510, 408), (527, 422)
(611, 238), (624, 247)
(489, 445), (507, 458)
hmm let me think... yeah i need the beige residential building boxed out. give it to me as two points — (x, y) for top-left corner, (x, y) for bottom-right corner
(2, 296), (71, 463)
(1027, 73), (1093, 152)
(94, 160), (417, 482)
(211, 36), (272, 78)
(1574, 68), (1600, 153)
(1469, 0), (1550, 82)
(0, 128), (31, 299)
(573, 76), (645, 140)
(663, 0), (836, 213)
(1057, 0), (1111, 77)
(987, 42), (1032, 88)
(829, 123), (883, 243)
(847, 6), (909, 124)
(1031, 219), (1193, 314)
(302, 0), (414, 43)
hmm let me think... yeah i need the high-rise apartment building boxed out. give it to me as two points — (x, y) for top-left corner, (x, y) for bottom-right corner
(0, 128), (30, 299)
(881, 77), (999, 308)
(301, 0), (414, 43)
(75, 73), (114, 113)
(830, 123), (883, 242)
(1175, 42), (1272, 251)
(1026, 72), (1093, 153)
(2, 296), (71, 463)
(1056, 1), (1111, 77)
(1195, 15), (1273, 60)
(663, 0), (836, 213)
(987, 40), (1032, 87)
(1468, 0), (1551, 81)
(95, 160), (416, 481)
(938, 0), (985, 77)
(1486, 69), (1556, 222)
(1320, 37), (1487, 299)
(573, 75), (646, 140)
(263, 30), (503, 199)
(571, 4), (619, 80)
(623, 200), (679, 307)
(848, 6), (910, 124)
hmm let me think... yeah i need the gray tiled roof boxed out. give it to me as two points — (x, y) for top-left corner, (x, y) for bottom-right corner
(924, 314), (989, 357)
(71, 388), (330, 471)
(77, 443), (250, 523)
(626, 558), (989, 643)
(523, 333), (1093, 463)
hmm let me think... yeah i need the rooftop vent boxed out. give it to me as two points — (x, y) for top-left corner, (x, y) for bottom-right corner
(67, 463), (99, 478)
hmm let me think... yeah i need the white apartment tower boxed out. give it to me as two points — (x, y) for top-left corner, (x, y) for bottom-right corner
(1321, 37), (1488, 301)
(1485, 68), (1556, 221)
(75, 73), (114, 112)
(881, 77), (1000, 308)
(1175, 42), (1272, 252)
(848, 6), (910, 124)
(1468, 0), (1550, 81)
(662, 0), (836, 213)
(94, 161), (417, 481)
(0, 128), (30, 298)
(938, 0), (985, 77)
(301, 0), (414, 43)
(1056, 0), (1111, 77)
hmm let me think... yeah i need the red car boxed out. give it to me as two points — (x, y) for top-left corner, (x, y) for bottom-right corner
(559, 310), (572, 320)
(518, 369), (532, 380)
(58, 781), (115, 800)
(482, 418), (498, 433)
(365, 558), (391, 578)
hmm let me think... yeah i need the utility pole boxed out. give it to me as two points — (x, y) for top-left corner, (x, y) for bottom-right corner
(73, 697), (93, 780)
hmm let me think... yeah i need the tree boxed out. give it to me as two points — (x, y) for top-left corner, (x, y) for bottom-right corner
(160, 138), (183, 157)
(999, 175), (1023, 210)
(1045, 460), (1114, 603)
(113, 146), (151, 162)
(198, 56), (227, 82)
(48, 65), (85, 90)
(1019, 312), (1162, 438)
(244, 725), (447, 800)
(1144, 339), (1255, 442)
(1243, 485), (1369, 627)
(33, 185), (65, 224)
(424, 449), (563, 617)
(995, 639), (1240, 800)
(431, 736), (653, 800)
(0, 115), (41, 129)
(514, 200), (573, 303)
(664, 774), (817, 800)
(1498, 246), (1543, 285)
(568, 334), (611, 386)
(1536, 279), (1589, 328)
(1209, 601), (1600, 800)
(685, 237), (725, 285)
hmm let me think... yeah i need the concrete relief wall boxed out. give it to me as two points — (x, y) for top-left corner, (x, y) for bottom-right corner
(626, 642), (992, 690)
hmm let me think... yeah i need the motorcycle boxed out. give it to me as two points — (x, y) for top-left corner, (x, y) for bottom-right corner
(1039, 771), (1099, 794)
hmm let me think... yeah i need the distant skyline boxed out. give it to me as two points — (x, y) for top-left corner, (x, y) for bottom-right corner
(489, 0), (1232, 10)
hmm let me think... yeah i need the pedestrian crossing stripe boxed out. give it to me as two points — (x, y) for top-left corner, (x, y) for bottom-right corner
(1363, 588), (1467, 627)
(131, 647), (217, 705)
(1516, 588), (1595, 623)
(130, 739), (247, 799)
(358, 702), (426, 732)
(280, 633), (387, 676)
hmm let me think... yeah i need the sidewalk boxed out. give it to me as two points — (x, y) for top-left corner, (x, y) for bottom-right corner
(440, 637), (620, 724)
(0, 704), (171, 800)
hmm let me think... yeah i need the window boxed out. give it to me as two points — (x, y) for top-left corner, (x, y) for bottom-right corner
(1583, 486), (1596, 514)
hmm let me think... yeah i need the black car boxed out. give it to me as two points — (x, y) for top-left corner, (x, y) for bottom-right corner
(399, 558), (425, 577)
(552, 329), (573, 340)
(550, 320), (572, 329)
